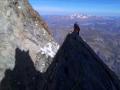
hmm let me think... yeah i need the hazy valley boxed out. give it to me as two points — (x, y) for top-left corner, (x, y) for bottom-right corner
(43, 14), (120, 77)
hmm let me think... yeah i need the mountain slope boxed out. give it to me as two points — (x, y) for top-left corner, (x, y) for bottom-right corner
(44, 15), (120, 78)
(0, 0), (59, 81)
(43, 32), (120, 90)
(0, 0), (120, 90)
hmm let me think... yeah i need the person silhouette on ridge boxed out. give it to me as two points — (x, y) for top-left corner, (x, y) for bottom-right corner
(73, 22), (80, 35)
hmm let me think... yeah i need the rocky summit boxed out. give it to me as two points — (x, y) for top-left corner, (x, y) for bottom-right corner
(43, 32), (120, 90)
(0, 0), (59, 81)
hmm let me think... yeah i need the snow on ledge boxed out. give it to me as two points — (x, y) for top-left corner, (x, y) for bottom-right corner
(40, 42), (59, 58)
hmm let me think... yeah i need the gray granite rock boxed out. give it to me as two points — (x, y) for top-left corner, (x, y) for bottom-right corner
(0, 0), (59, 81)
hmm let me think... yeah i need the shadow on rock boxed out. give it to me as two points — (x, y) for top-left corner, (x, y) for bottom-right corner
(0, 48), (43, 90)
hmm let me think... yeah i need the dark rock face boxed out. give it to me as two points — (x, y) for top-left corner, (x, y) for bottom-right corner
(1, 33), (120, 90)
(0, 48), (41, 90)
(43, 32), (120, 90)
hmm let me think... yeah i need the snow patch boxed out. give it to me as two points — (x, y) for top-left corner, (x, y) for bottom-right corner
(40, 42), (59, 58)
(70, 13), (88, 19)
(35, 23), (38, 26)
(18, 6), (21, 9)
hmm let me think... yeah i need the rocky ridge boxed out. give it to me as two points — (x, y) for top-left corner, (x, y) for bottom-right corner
(0, 1), (120, 89)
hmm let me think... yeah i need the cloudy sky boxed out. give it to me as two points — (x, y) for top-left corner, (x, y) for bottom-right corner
(29, 0), (120, 16)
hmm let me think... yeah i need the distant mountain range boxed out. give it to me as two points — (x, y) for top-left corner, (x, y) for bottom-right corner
(69, 13), (89, 19)
(43, 14), (120, 33)
(43, 13), (120, 20)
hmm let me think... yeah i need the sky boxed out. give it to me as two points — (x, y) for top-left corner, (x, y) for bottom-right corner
(29, 0), (120, 16)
